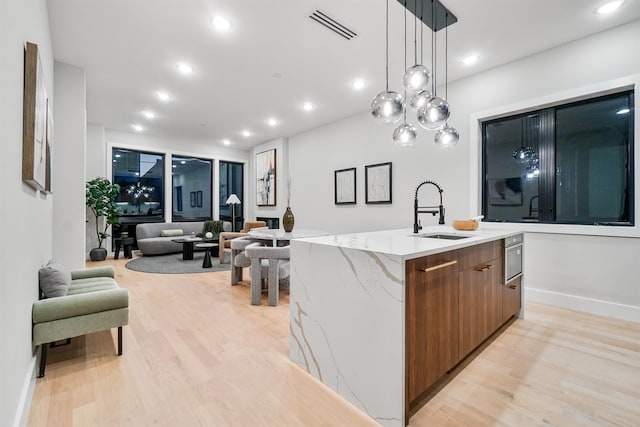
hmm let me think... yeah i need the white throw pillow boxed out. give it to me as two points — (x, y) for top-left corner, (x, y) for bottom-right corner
(160, 229), (184, 237)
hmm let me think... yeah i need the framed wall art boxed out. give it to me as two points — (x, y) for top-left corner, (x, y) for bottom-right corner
(190, 191), (196, 208)
(334, 167), (356, 205)
(256, 148), (276, 206)
(196, 190), (203, 208)
(22, 41), (49, 191)
(488, 177), (523, 206)
(365, 162), (392, 204)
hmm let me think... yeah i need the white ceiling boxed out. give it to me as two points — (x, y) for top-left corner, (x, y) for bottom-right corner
(47, 0), (640, 150)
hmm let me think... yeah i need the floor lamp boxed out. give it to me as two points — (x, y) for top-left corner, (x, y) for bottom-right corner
(226, 194), (241, 232)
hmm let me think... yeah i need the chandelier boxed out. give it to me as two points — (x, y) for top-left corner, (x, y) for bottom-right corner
(126, 182), (154, 200)
(371, 0), (459, 147)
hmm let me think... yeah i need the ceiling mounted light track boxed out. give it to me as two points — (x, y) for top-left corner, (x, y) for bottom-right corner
(309, 10), (358, 40)
(396, 0), (457, 32)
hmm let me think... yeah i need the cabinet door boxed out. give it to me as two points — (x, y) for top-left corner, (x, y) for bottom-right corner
(459, 256), (503, 358)
(458, 267), (484, 359)
(502, 275), (522, 322)
(483, 257), (503, 339)
(406, 257), (459, 404)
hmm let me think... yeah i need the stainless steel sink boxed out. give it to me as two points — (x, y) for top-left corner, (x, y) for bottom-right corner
(413, 233), (471, 240)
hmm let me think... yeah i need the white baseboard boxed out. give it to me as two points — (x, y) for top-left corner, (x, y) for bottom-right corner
(525, 287), (640, 324)
(13, 355), (37, 427)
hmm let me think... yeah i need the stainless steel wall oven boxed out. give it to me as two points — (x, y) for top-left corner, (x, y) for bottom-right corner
(505, 234), (523, 283)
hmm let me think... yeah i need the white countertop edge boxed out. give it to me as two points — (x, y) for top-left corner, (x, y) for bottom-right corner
(293, 226), (521, 261)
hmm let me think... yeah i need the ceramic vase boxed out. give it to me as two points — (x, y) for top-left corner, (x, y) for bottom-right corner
(283, 206), (295, 232)
(90, 247), (107, 261)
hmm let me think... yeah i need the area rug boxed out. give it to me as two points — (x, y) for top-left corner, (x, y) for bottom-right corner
(125, 253), (230, 274)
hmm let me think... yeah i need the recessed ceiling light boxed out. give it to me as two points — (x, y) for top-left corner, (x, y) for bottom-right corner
(267, 118), (278, 127)
(303, 102), (314, 112)
(131, 124), (144, 132)
(155, 91), (171, 101)
(176, 63), (194, 74)
(142, 110), (156, 119)
(211, 15), (232, 31)
(462, 55), (479, 65)
(596, 0), (624, 14)
(172, 165), (177, 168)
(222, 139), (232, 146)
(616, 108), (630, 115)
(241, 130), (252, 137)
(115, 154), (121, 158)
(352, 79), (366, 90)
(181, 160), (186, 164)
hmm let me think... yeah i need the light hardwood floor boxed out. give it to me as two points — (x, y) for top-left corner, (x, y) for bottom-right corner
(29, 256), (640, 426)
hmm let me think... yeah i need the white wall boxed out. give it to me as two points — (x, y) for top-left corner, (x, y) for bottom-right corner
(252, 137), (289, 224)
(0, 0), (54, 425)
(53, 61), (86, 270)
(289, 20), (640, 322)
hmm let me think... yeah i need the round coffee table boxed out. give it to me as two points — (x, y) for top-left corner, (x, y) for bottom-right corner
(195, 243), (218, 268)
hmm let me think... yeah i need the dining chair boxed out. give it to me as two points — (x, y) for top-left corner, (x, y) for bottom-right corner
(244, 243), (290, 306)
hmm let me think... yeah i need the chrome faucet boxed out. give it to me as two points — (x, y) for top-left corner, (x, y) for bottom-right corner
(414, 180), (445, 233)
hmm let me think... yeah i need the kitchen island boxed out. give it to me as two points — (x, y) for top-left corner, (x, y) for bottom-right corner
(289, 226), (523, 427)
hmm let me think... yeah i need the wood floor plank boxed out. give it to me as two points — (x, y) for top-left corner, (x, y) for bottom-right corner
(29, 256), (639, 426)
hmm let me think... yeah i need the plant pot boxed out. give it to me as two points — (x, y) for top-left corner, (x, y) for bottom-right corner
(283, 206), (295, 232)
(90, 248), (108, 261)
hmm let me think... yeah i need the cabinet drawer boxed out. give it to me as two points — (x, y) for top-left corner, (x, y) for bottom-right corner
(502, 275), (522, 322)
(407, 250), (457, 273)
(457, 240), (502, 271)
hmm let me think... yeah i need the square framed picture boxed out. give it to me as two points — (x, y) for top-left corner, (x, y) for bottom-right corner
(256, 148), (276, 206)
(365, 162), (392, 204)
(334, 167), (356, 205)
(488, 177), (523, 206)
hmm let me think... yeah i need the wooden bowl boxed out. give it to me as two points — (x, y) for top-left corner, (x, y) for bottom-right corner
(452, 219), (479, 231)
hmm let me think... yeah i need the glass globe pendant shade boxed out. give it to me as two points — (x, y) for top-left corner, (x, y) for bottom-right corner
(393, 122), (417, 147)
(409, 90), (431, 112)
(403, 65), (430, 93)
(434, 124), (460, 147)
(371, 90), (405, 124)
(513, 146), (535, 163)
(417, 96), (450, 130)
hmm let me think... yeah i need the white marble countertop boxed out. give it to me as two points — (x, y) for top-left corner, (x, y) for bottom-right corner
(295, 225), (521, 261)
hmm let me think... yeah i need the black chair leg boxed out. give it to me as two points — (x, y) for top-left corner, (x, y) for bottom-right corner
(117, 326), (123, 356)
(38, 343), (48, 378)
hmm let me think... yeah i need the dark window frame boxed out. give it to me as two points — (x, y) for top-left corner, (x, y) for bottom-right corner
(171, 155), (214, 223)
(482, 90), (634, 226)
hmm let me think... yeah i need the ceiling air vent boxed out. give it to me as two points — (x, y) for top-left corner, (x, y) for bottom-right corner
(309, 10), (357, 40)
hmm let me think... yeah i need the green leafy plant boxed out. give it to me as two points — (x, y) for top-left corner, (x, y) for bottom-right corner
(86, 178), (121, 248)
(199, 220), (224, 238)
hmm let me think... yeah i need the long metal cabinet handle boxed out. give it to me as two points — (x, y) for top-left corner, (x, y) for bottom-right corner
(421, 260), (458, 272)
(474, 264), (493, 272)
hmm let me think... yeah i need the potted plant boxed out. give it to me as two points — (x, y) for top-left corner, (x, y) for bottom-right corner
(86, 178), (121, 261)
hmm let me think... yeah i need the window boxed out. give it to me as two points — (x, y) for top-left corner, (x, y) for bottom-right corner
(219, 161), (244, 231)
(482, 91), (634, 226)
(171, 156), (213, 221)
(112, 148), (164, 220)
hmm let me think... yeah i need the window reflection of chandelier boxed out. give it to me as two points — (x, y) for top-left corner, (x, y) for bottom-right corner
(126, 182), (153, 200)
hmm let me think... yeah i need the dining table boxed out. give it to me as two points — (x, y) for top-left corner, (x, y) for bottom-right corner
(247, 228), (328, 246)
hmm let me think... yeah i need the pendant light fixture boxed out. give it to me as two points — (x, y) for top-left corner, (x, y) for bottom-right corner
(403, 0), (430, 94)
(371, 0), (405, 124)
(417, 0), (449, 130)
(394, 0), (417, 146)
(434, 11), (459, 147)
(409, 1), (431, 111)
(513, 116), (535, 163)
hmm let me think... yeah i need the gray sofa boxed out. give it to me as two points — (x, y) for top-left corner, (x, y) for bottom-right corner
(136, 221), (231, 255)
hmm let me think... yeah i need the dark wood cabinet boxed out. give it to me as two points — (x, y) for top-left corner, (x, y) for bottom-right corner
(502, 275), (522, 323)
(405, 251), (459, 406)
(405, 238), (521, 422)
(458, 241), (504, 360)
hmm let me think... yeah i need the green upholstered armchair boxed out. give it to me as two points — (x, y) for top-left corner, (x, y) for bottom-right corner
(32, 265), (129, 377)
